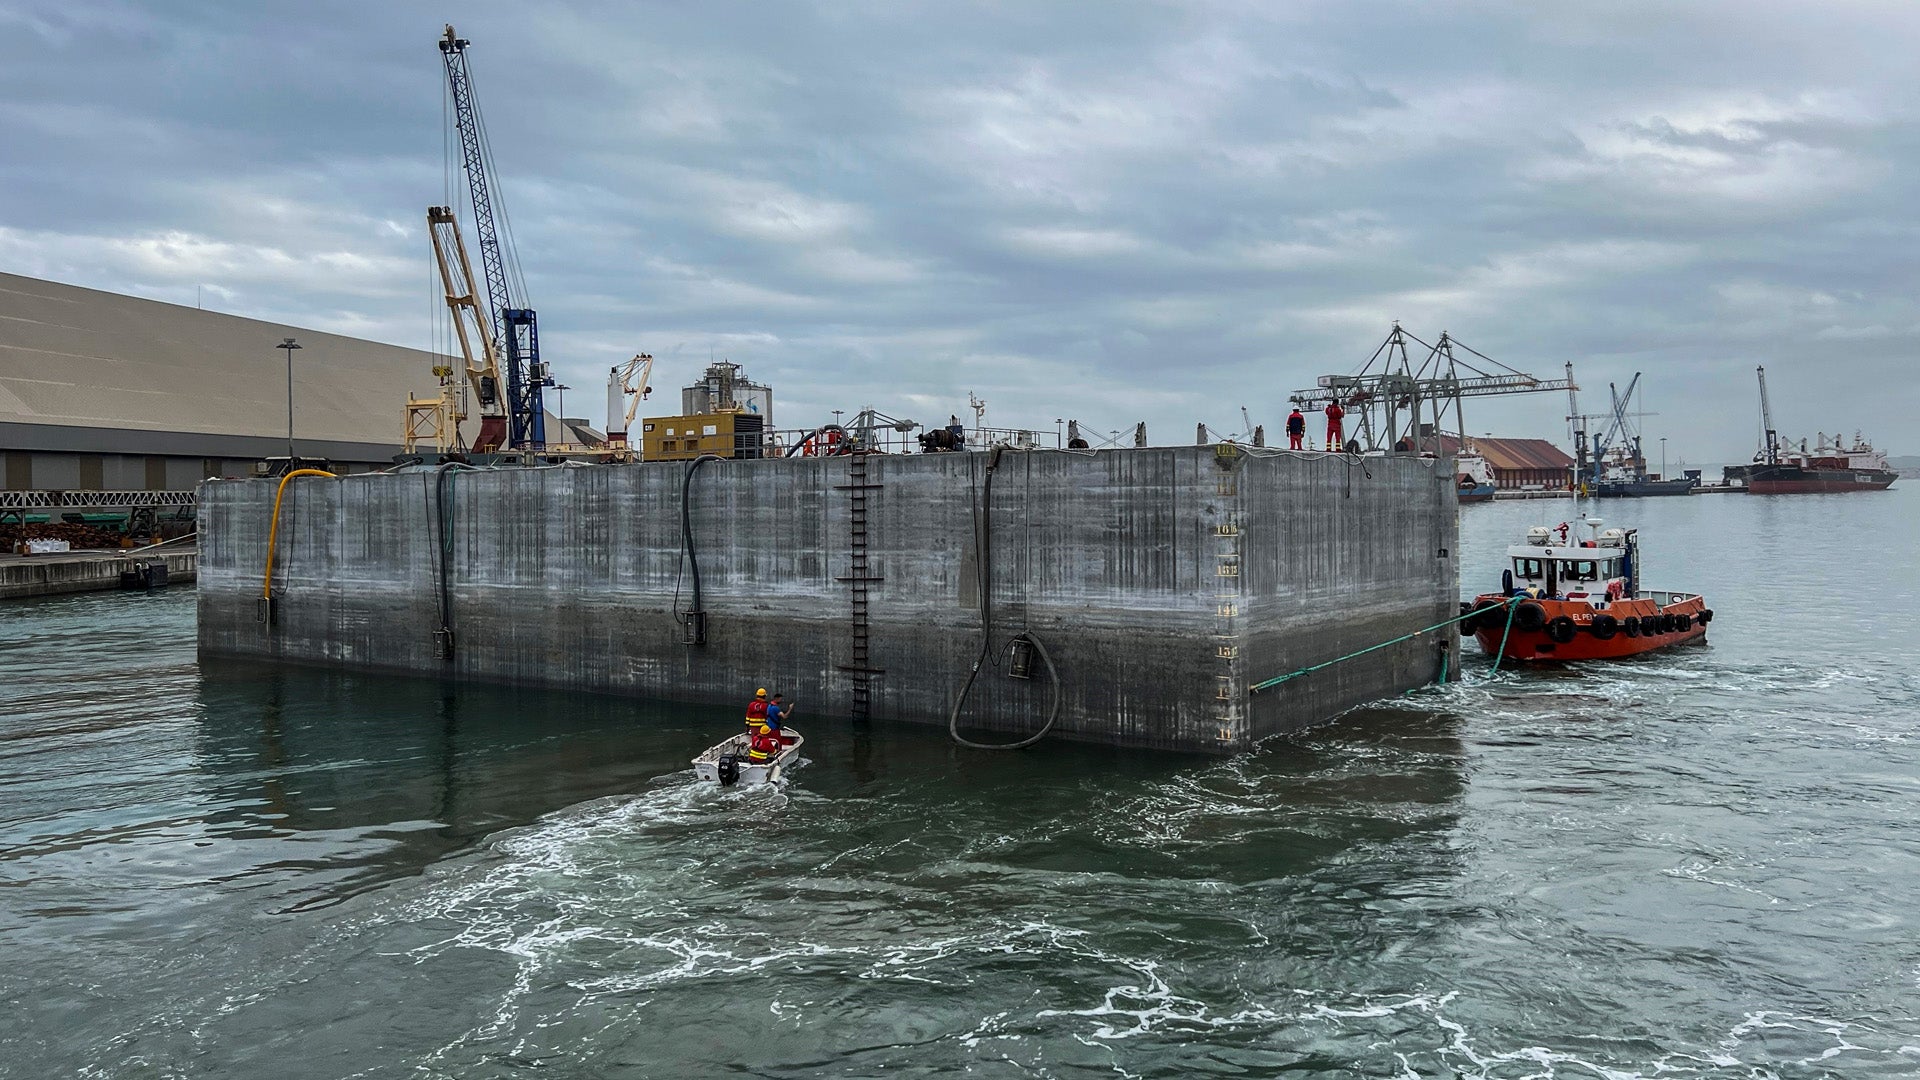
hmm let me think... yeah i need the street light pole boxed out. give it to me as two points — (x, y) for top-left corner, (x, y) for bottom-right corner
(277, 338), (301, 459)
(553, 383), (571, 422)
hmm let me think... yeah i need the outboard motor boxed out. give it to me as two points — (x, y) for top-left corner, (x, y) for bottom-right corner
(717, 754), (741, 787)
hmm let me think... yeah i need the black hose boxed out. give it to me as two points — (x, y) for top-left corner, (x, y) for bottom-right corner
(785, 424), (847, 457)
(430, 461), (473, 661)
(948, 446), (1061, 750)
(679, 454), (722, 643)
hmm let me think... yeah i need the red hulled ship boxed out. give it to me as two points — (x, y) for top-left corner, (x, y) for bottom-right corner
(1734, 366), (1896, 494)
(1745, 432), (1896, 494)
(1460, 519), (1711, 662)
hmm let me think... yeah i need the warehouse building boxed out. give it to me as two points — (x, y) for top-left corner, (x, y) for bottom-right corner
(0, 271), (602, 492)
(1423, 433), (1576, 490)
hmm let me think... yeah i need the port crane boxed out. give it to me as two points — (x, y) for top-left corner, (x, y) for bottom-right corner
(1756, 365), (1779, 465)
(1569, 372), (1659, 483)
(437, 24), (549, 451)
(604, 353), (655, 451)
(421, 204), (511, 451)
(1288, 324), (1577, 453)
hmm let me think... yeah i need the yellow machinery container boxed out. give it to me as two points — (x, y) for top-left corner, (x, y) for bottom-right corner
(640, 412), (766, 461)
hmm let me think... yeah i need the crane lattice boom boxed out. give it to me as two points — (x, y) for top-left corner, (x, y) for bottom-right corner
(439, 25), (547, 450)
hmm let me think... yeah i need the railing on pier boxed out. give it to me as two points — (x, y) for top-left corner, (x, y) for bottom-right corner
(0, 490), (198, 510)
(761, 424), (1059, 457)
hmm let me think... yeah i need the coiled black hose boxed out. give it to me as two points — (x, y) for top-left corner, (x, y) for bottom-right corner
(947, 446), (1061, 750)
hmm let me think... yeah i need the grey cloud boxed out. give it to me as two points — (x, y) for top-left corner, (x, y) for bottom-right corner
(1, 0), (1915, 461)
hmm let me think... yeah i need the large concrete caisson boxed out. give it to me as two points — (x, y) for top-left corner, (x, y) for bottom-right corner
(198, 446), (1459, 753)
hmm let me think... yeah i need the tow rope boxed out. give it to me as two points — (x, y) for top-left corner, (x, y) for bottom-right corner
(1248, 595), (1521, 694)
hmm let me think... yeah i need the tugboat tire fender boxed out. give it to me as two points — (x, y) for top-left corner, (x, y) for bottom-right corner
(1674, 613), (1692, 631)
(1621, 616), (1641, 637)
(1696, 609), (1714, 625)
(1514, 601), (1548, 632)
(1462, 601), (1504, 636)
(1458, 601), (1478, 636)
(1588, 614), (1618, 640)
(1547, 616), (1578, 643)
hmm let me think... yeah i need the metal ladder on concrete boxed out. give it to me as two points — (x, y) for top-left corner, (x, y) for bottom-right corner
(834, 453), (885, 719)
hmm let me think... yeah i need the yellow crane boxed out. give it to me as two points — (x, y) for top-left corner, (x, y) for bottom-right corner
(407, 204), (512, 454)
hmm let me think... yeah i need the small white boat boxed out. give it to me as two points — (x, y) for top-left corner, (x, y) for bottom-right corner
(692, 728), (804, 786)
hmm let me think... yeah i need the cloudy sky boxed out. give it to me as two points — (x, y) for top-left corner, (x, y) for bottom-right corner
(3, 0), (1915, 464)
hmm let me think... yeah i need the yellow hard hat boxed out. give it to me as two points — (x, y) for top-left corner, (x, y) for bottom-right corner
(755, 688), (768, 697)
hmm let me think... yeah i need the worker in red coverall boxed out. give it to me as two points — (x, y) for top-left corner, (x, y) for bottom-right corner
(748, 694), (798, 764)
(1285, 409), (1306, 450)
(1324, 401), (1345, 450)
(744, 687), (769, 736)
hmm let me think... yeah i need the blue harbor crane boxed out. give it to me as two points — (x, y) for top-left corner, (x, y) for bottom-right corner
(438, 24), (548, 451)
(1569, 372), (1693, 496)
(1589, 371), (1644, 485)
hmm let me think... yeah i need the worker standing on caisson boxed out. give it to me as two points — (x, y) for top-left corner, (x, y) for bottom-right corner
(1323, 400), (1345, 450)
(1286, 408), (1306, 450)
(745, 688), (769, 736)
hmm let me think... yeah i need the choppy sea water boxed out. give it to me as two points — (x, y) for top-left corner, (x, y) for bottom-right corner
(2, 487), (1918, 1078)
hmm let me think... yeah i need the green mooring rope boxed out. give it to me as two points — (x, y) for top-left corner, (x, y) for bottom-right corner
(1248, 595), (1521, 694)
(1487, 594), (1522, 677)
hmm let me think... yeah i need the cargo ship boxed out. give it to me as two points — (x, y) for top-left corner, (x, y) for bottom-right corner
(1456, 452), (1496, 503)
(1460, 519), (1710, 662)
(1744, 367), (1896, 494)
(1746, 433), (1896, 493)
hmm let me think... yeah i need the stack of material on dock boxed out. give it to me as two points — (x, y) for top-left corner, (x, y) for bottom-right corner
(1, 522), (124, 549)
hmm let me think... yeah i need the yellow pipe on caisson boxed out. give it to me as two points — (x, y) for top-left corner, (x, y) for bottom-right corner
(262, 469), (336, 600)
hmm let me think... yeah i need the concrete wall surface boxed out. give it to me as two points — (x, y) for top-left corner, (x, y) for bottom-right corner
(197, 446), (1458, 753)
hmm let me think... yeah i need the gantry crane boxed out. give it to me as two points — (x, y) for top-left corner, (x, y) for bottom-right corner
(1289, 324), (1577, 453)
(438, 25), (548, 451)
(605, 353), (655, 451)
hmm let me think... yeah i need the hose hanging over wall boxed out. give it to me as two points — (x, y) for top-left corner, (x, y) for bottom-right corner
(677, 454), (723, 646)
(948, 446), (1062, 750)
(260, 469), (337, 615)
(429, 462), (474, 660)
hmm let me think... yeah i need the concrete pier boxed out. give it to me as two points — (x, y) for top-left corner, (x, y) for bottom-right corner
(197, 447), (1458, 753)
(0, 549), (196, 599)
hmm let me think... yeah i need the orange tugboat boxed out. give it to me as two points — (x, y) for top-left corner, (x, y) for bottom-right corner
(1460, 519), (1712, 662)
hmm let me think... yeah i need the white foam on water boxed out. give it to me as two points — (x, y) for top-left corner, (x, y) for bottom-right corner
(286, 707), (1920, 1080)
